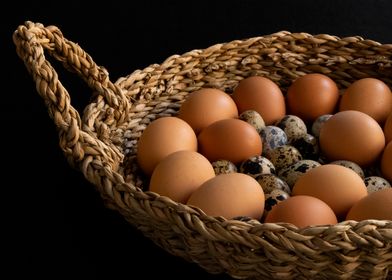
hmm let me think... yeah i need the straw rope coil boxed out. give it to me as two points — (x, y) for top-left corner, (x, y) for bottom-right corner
(14, 21), (392, 279)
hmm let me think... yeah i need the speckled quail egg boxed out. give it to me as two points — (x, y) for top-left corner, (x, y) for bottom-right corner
(239, 155), (276, 177)
(275, 115), (307, 143)
(260, 126), (288, 155)
(263, 189), (290, 218)
(312, 114), (332, 138)
(278, 159), (321, 189)
(364, 176), (391, 193)
(330, 160), (365, 179)
(239, 110), (265, 133)
(255, 173), (291, 194)
(291, 134), (319, 160)
(211, 160), (238, 175)
(265, 145), (303, 171)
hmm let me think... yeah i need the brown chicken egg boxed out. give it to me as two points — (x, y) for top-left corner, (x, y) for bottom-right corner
(149, 151), (215, 203)
(384, 112), (392, 143)
(287, 73), (339, 122)
(137, 117), (197, 175)
(232, 76), (286, 125)
(319, 110), (385, 167)
(198, 118), (262, 164)
(264, 195), (338, 228)
(292, 164), (368, 219)
(187, 173), (265, 220)
(178, 88), (238, 134)
(381, 141), (392, 183)
(339, 78), (392, 124)
(346, 188), (392, 221)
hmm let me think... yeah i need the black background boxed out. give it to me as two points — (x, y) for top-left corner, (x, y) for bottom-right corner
(4, 1), (392, 279)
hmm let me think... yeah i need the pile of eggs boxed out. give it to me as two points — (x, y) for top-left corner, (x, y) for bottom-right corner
(136, 73), (392, 228)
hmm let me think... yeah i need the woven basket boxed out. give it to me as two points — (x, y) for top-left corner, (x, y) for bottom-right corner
(14, 21), (392, 279)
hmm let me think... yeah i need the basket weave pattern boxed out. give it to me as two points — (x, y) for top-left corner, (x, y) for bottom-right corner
(14, 21), (392, 279)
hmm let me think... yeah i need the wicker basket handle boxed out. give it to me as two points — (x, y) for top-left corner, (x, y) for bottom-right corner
(13, 21), (129, 167)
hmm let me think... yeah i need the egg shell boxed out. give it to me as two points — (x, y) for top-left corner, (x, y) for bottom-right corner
(264, 195), (338, 228)
(260, 126), (288, 155)
(263, 189), (290, 219)
(339, 78), (392, 124)
(384, 112), (392, 143)
(137, 117), (197, 175)
(330, 160), (365, 179)
(311, 114), (332, 138)
(211, 160), (238, 175)
(232, 76), (286, 125)
(290, 134), (319, 160)
(178, 88), (238, 134)
(149, 151), (215, 203)
(239, 155), (276, 177)
(275, 115), (307, 143)
(381, 142), (392, 182)
(364, 176), (391, 194)
(265, 145), (303, 171)
(239, 110), (265, 133)
(278, 160), (321, 189)
(292, 164), (368, 219)
(319, 110), (385, 167)
(346, 188), (392, 221)
(198, 119), (262, 164)
(187, 173), (265, 220)
(255, 173), (291, 195)
(287, 73), (339, 122)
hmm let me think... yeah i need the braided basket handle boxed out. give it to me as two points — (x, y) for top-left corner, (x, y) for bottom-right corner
(13, 21), (128, 168)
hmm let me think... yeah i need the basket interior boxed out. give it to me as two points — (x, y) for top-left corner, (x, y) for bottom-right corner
(111, 32), (392, 188)
(78, 31), (392, 279)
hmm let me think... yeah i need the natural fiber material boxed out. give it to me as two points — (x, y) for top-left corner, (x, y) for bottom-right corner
(14, 21), (392, 279)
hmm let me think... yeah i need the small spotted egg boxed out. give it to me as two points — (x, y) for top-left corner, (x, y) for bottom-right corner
(239, 155), (276, 177)
(260, 126), (288, 155)
(265, 145), (303, 171)
(291, 134), (319, 160)
(255, 173), (291, 194)
(239, 110), (265, 133)
(275, 115), (307, 143)
(278, 160), (321, 189)
(211, 160), (237, 175)
(263, 189), (290, 218)
(312, 114), (332, 138)
(364, 176), (391, 193)
(330, 160), (365, 179)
